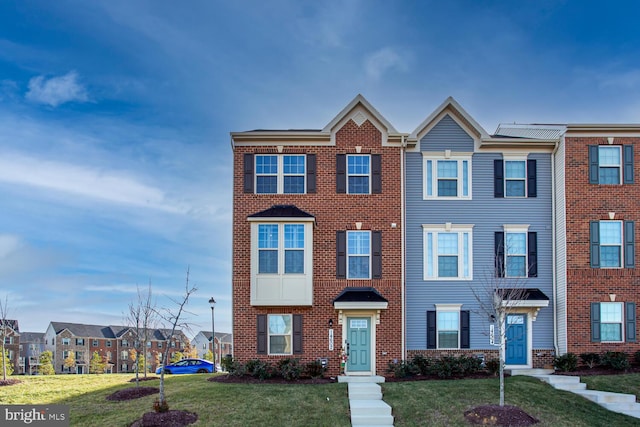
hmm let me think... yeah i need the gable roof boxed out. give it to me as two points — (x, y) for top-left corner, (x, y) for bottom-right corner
(1, 319), (19, 334)
(248, 204), (315, 219)
(322, 94), (399, 134)
(20, 332), (44, 342)
(50, 322), (116, 339)
(408, 97), (489, 145)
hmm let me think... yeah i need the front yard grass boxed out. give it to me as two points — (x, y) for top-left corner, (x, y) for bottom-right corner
(581, 372), (640, 400)
(0, 373), (638, 426)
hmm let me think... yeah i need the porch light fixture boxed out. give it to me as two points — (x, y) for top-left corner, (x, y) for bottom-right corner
(328, 319), (333, 328)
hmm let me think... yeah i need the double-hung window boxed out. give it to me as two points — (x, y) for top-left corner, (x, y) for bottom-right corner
(252, 154), (309, 194)
(423, 224), (473, 280)
(589, 144), (634, 184)
(258, 224), (305, 274)
(268, 314), (292, 355)
(62, 338), (70, 346)
(347, 231), (371, 279)
(591, 302), (636, 343)
(92, 340), (98, 347)
(494, 157), (537, 198)
(347, 155), (370, 194)
(76, 338), (84, 346)
(495, 227), (537, 278)
(505, 160), (526, 197)
(590, 220), (635, 269)
(424, 154), (471, 199)
(427, 305), (470, 349)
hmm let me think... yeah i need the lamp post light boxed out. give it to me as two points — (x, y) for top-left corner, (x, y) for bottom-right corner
(208, 297), (216, 371)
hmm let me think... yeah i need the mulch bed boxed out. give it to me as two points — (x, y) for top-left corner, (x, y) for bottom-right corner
(209, 375), (336, 384)
(384, 371), (498, 382)
(106, 386), (159, 401)
(129, 376), (160, 382)
(554, 365), (640, 376)
(464, 405), (539, 426)
(130, 410), (197, 427)
(0, 379), (21, 386)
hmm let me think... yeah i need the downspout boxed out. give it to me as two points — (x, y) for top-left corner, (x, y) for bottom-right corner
(551, 139), (559, 358)
(400, 135), (406, 362)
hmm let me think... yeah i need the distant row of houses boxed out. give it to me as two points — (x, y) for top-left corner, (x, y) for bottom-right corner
(1, 320), (232, 375)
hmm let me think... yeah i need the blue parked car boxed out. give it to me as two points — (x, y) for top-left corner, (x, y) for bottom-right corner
(155, 358), (215, 374)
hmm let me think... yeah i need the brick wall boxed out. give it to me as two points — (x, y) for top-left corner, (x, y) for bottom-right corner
(232, 118), (403, 376)
(564, 136), (640, 355)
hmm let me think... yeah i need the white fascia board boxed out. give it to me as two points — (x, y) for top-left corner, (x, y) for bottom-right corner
(333, 301), (389, 310)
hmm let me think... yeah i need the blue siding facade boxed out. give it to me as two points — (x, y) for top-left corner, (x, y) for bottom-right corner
(406, 115), (554, 361)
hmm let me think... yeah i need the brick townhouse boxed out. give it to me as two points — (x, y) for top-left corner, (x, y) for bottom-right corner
(231, 95), (404, 376)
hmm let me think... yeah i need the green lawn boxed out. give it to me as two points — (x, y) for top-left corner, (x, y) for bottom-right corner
(0, 374), (638, 426)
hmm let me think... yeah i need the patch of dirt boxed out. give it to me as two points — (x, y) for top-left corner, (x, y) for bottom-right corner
(464, 405), (539, 426)
(129, 376), (160, 382)
(130, 410), (197, 427)
(106, 386), (159, 401)
(0, 379), (21, 386)
(209, 375), (336, 384)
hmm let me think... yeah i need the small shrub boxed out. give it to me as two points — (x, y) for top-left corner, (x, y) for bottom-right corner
(634, 350), (640, 365)
(303, 360), (326, 378)
(386, 360), (417, 378)
(602, 351), (630, 371)
(553, 353), (578, 372)
(431, 356), (464, 378)
(485, 358), (500, 376)
(411, 354), (432, 375)
(153, 398), (169, 413)
(277, 358), (302, 381)
(221, 355), (234, 372)
(579, 353), (601, 369)
(245, 359), (275, 380)
(458, 355), (482, 376)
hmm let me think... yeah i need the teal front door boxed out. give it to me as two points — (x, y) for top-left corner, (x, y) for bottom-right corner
(506, 314), (527, 365)
(347, 317), (371, 372)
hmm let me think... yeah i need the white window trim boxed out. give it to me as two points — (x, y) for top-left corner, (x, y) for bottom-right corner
(268, 314), (293, 356)
(256, 222), (309, 275)
(255, 154), (306, 194)
(502, 155), (528, 198)
(422, 152), (472, 200)
(599, 220), (623, 269)
(347, 154), (371, 195)
(435, 304), (462, 350)
(598, 146), (622, 185)
(347, 230), (372, 280)
(422, 224), (474, 280)
(601, 302), (625, 343)
(503, 224), (530, 278)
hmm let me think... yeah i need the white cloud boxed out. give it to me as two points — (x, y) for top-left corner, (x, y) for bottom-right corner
(25, 71), (88, 107)
(364, 47), (407, 80)
(0, 152), (184, 213)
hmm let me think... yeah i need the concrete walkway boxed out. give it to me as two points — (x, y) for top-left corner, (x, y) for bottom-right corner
(513, 369), (640, 419)
(338, 375), (394, 426)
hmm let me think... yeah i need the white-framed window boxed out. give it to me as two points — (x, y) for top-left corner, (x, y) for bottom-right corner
(255, 154), (306, 194)
(92, 339), (98, 347)
(423, 224), (473, 280)
(121, 350), (128, 359)
(121, 363), (128, 371)
(347, 230), (371, 279)
(63, 350), (70, 359)
(268, 314), (292, 355)
(423, 154), (471, 200)
(121, 339), (128, 347)
(158, 341), (163, 348)
(258, 223), (306, 274)
(106, 340), (112, 347)
(347, 155), (370, 194)
(504, 159), (527, 197)
(76, 338), (84, 346)
(600, 302), (623, 342)
(506, 232), (527, 277)
(75, 351), (83, 360)
(436, 304), (462, 349)
(598, 146), (622, 185)
(4, 336), (12, 345)
(62, 338), (70, 346)
(599, 221), (623, 268)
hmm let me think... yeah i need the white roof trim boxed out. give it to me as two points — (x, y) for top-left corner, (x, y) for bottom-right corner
(322, 94), (398, 134)
(333, 301), (389, 310)
(409, 96), (490, 141)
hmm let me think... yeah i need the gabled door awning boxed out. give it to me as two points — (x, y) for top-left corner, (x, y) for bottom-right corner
(333, 287), (388, 310)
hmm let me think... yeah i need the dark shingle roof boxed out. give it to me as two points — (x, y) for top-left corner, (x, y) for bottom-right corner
(496, 288), (549, 301)
(51, 322), (117, 339)
(21, 332), (45, 342)
(333, 287), (388, 303)
(249, 205), (314, 218)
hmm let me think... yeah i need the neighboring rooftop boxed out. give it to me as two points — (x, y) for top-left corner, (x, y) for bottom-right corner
(494, 124), (566, 140)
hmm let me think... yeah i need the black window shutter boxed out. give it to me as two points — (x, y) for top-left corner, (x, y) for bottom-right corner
(527, 159), (537, 197)
(372, 231), (382, 279)
(460, 311), (470, 349)
(293, 314), (303, 354)
(336, 154), (346, 193)
(372, 154), (382, 194)
(624, 145), (634, 184)
(625, 221), (635, 268)
(495, 232), (505, 277)
(336, 231), (346, 279)
(257, 314), (267, 354)
(590, 221), (600, 268)
(591, 303), (601, 342)
(528, 232), (538, 277)
(588, 145), (599, 184)
(494, 159), (504, 198)
(244, 153), (254, 193)
(626, 302), (637, 342)
(306, 154), (316, 193)
(427, 311), (436, 349)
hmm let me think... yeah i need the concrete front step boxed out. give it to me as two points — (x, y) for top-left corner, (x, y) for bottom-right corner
(349, 383), (383, 400)
(350, 400), (393, 416)
(602, 402), (640, 412)
(533, 375), (586, 390)
(338, 375), (385, 383)
(575, 389), (637, 404)
(508, 368), (554, 376)
(351, 414), (395, 426)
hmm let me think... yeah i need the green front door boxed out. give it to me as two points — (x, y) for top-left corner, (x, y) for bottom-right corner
(347, 317), (371, 372)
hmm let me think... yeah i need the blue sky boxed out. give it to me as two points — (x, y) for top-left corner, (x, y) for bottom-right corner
(1, 1), (640, 336)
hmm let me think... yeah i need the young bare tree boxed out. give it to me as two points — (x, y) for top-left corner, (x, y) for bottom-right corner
(0, 295), (12, 381)
(155, 268), (197, 411)
(126, 282), (157, 386)
(471, 237), (533, 407)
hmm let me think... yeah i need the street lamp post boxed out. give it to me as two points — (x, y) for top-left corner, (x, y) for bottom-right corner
(208, 297), (216, 371)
